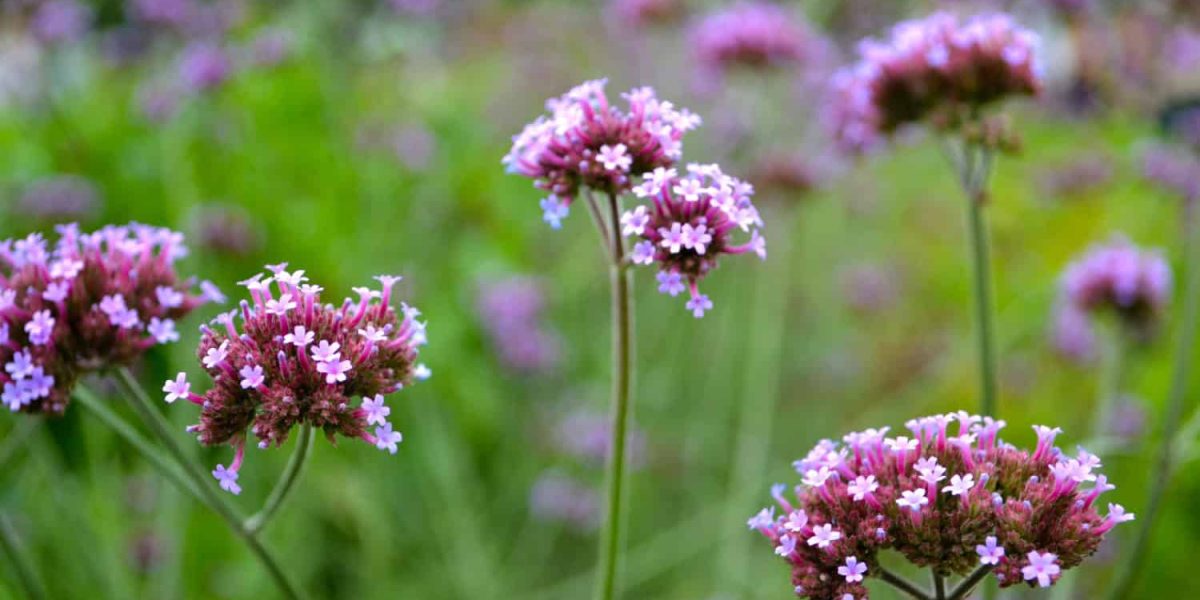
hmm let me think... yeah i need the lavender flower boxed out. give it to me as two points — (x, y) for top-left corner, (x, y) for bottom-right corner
(688, 2), (815, 76)
(828, 12), (1042, 153)
(0, 224), (216, 414)
(166, 266), (429, 493)
(476, 277), (560, 373)
(621, 164), (766, 316)
(751, 413), (1132, 597)
(504, 80), (701, 227)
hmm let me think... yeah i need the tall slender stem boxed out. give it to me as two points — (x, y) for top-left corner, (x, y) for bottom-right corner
(73, 387), (203, 501)
(113, 368), (305, 600)
(933, 571), (947, 600)
(957, 142), (998, 417)
(948, 565), (993, 600)
(878, 567), (933, 600)
(0, 512), (45, 600)
(595, 191), (634, 600)
(245, 425), (315, 535)
(1108, 201), (1200, 599)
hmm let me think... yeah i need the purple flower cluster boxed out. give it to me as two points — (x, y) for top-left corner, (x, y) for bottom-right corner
(688, 2), (814, 75)
(621, 164), (766, 317)
(529, 471), (601, 532)
(163, 265), (429, 494)
(610, 0), (684, 29)
(504, 79), (701, 228)
(1053, 236), (1171, 352)
(829, 12), (1042, 152)
(751, 413), (1132, 598)
(1, 224), (218, 414)
(29, 0), (92, 45)
(476, 277), (560, 373)
(1141, 144), (1200, 202)
(14, 175), (101, 224)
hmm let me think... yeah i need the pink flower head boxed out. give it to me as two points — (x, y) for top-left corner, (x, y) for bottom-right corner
(0, 224), (212, 415)
(688, 2), (816, 78)
(752, 413), (1123, 598)
(504, 80), (701, 225)
(624, 165), (765, 317)
(174, 266), (429, 491)
(1056, 235), (1171, 340)
(828, 12), (1041, 153)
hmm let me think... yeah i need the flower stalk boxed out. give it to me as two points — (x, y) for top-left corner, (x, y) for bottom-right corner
(245, 425), (316, 535)
(954, 140), (999, 418)
(596, 191), (635, 600)
(0, 511), (45, 600)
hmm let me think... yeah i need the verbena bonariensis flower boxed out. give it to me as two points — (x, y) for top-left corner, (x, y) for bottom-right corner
(610, 0), (684, 29)
(476, 276), (560, 373)
(1, 223), (219, 414)
(15, 175), (101, 223)
(750, 413), (1133, 598)
(621, 163), (766, 317)
(179, 42), (232, 92)
(164, 265), (429, 494)
(1057, 235), (1171, 337)
(688, 2), (815, 76)
(1141, 143), (1200, 202)
(829, 12), (1042, 153)
(503, 79), (701, 228)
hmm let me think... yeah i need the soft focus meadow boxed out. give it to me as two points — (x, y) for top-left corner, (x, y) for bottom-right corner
(1, 0), (1199, 598)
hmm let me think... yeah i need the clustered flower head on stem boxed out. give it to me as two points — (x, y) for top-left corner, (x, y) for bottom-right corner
(1, 223), (218, 414)
(163, 264), (430, 494)
(476, 276), (560, 373)
(1053, 235), (1171, 355)
(828, 12), (1042, 153)
(503, 79), (701, 228)
(750, 412), (1132, 598)
(688, 2), (816, 81)
(620, 163), (766, 317)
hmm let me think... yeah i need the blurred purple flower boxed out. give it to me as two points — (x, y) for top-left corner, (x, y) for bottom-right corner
(30, 0), (92, 45)
(529, 472), (600, 532)
(1107, 395), (1146, 445)
(178, 42), (232, 92)
(476, 277), (560, 373)
(553, 409), (645, 468)
(193, 204), (261, 257)
(129, 531), (166, 574)
(1141, 143), (1200, 201)
(136, 85), (181, 123)
(1051, 304), (1098, 364)
(249, 28), (292, 68)
(130, 0), (194, 28)
(1038, 154), (1113, 200)
(839, 263), (901, 314)
(1164, 27), (1200, 74)
(391, 124), (436, 172)
(15, 175), (100, 223)
(688, 2), (816, 85)
(610, 0), (685, 29)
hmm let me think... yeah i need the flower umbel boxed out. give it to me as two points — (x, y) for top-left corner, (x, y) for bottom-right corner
(1, 223), (215, 414)
(751, 413), (1130, 598)
(504, 79), (701, 226)
(167, 265), (429, 493)
(622, 164), (766, 316)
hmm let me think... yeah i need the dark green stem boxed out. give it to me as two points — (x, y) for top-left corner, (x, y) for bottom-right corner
(113, 368), (305, 600)
(595, 191), (635, 600)
(1108, 201), (1200, 598)
(0, 512), (45, 600)
(962, 145), (998, 418)
(878, 567), (933, 600)
(933, 571), (947, 600)
(245, 425), (315, 535)
(948, 565), (993, 600)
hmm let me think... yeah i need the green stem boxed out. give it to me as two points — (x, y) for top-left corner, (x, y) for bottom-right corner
(948, 565), (993, 600)
(245, 425), (315, 535)
(112, 368), (305, 600)
(595, 192), (635, 600)
(0, 512), (45, 600)
(879, 567), (933, 600)
(72, 387), (203, 501)
(1108, 201), (1200, 598)
(933, 571), (947, 600)
(958, 142), (998, 417)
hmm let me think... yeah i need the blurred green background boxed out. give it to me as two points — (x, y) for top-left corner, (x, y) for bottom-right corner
(1, 0), (1199, 598)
